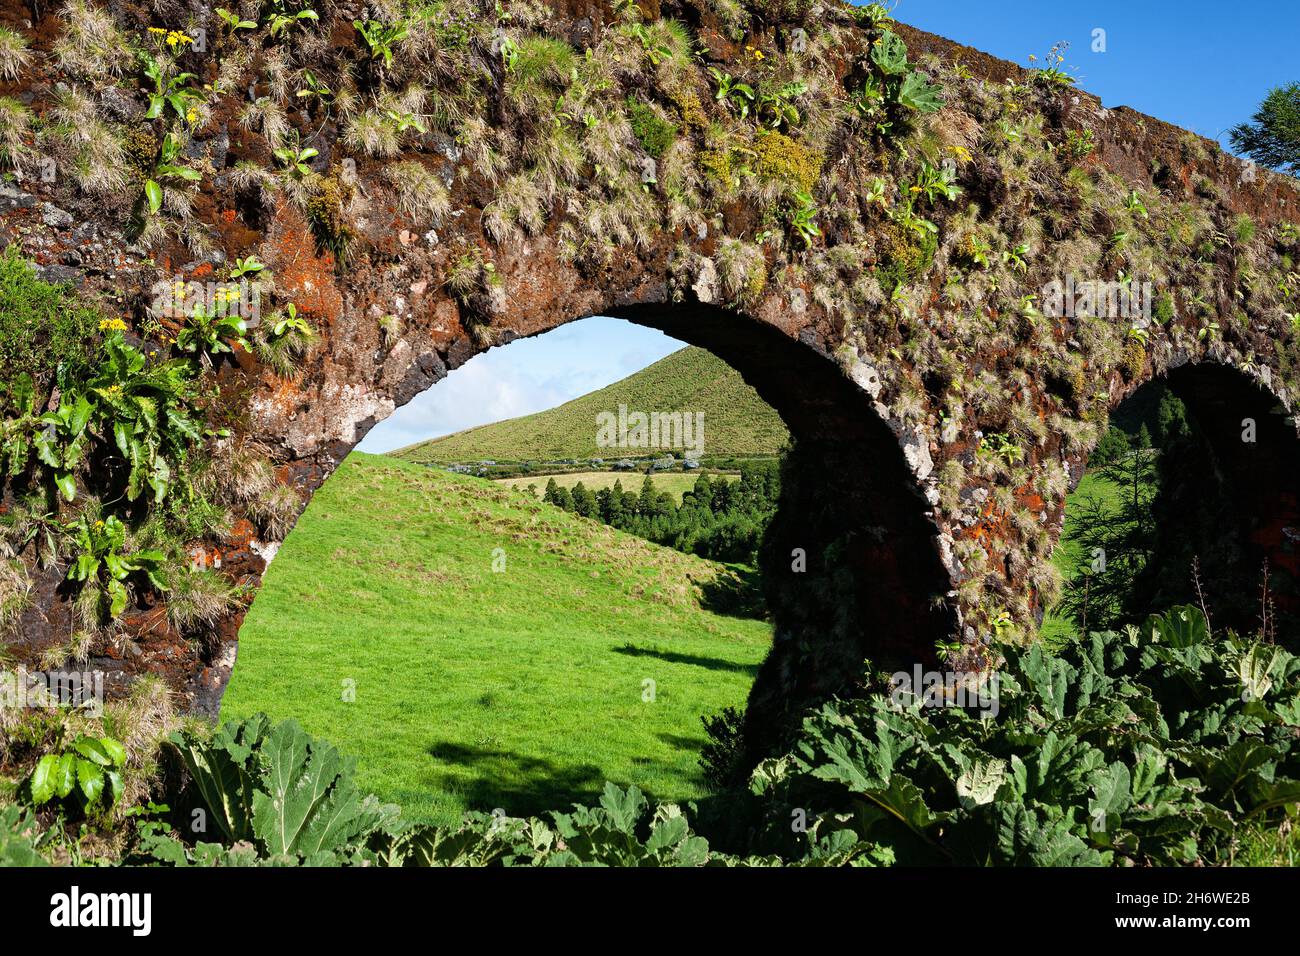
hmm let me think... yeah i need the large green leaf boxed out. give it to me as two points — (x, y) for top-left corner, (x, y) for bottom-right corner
(144, 179), (163, 215)
(170, 720), (265, 844)
(28, 756), (58, 805)
(1147, 605), (1210, 647)
(53, 752), (78, 799)
(250, 720), (394, 857)
(955, 758), (1006, 808)
(77, 759), (105, 805)
(870, 30), (909, 75)
(993, 803), (1106, 866)
(897, 71), (944, 113)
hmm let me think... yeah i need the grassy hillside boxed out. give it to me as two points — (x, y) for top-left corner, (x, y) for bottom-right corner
(391, 346), (789, 463)
(221, 453), (771, 826)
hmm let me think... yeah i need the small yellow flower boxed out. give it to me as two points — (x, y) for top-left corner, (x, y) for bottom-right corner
(186, 108), (197, 123)
(147, 27), (165, 35)
(98, 318), (128, 332)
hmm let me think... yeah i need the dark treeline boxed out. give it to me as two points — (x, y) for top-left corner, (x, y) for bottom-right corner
(540, 462), (780, 565)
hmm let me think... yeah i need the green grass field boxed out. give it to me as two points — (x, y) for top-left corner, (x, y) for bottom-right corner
(391, 346), (790, 464)
(495, 470), (733, 504)
(221, 452), (772, 826)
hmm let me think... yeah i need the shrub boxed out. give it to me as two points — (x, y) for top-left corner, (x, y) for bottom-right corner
(1089, 425), (1130, 467)
(136, 717), (736, 866)
(750, 130), (823, 194)
(9, 605), (1297, 867)
(627, 97), (677, 158)
(23, 736), (126, 818)
(0, 249), (102, 415)
(699, 705), (747, 790)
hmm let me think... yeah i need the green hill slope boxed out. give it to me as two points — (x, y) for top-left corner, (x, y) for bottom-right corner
(221, 453), (772, 825)
(391, 346), (789, 463)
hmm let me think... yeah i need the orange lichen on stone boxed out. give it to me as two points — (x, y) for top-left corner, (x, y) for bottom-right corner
(264, 199), (344, 325)
(966, 501), (1012, 551)
(225, 518), (259, 550)
(265, 375), (304, 416)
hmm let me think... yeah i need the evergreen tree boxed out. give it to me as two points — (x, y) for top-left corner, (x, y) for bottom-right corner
(1091, 426), (1130, 467)
(570, 481), (596, 518)
(553, 485), (574, 511)
(1157, 388), (1190, 444)
(637, 476), (657, 516)
(607, 480), (628, 524)
(687, 475), (715, 511)
(1058, 445), (1159, 632)
(1229, 82), (1300, 175)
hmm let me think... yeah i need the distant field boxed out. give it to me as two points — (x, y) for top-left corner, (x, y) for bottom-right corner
(497, 470), (734, 504)
(391, 346), (789, 464)
(221, 453), (771, 826)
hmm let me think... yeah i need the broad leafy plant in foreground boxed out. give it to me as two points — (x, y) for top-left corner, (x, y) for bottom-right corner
(744, 607), (1300, 865)
(6, 607), (1297, 867)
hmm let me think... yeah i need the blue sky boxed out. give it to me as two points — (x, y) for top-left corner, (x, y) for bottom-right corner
(897, 0), (1300, 148)
(360, 0), (1297, 453)
(359, 317), (683, 451)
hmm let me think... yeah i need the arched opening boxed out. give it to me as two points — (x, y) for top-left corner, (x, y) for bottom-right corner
(220, 307), (957, 820)
(1045, 361), (1299, 642)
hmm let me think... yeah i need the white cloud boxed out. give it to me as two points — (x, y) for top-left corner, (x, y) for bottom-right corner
(356, 317), (683, 453)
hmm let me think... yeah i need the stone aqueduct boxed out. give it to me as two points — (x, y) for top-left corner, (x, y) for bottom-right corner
(1, 0), (1298, 749)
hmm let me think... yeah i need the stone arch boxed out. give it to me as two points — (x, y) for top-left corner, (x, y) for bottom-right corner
(235, 299), (960, 740)
(1073, 357), (1300, 633)
(1, 0), (1298, 759)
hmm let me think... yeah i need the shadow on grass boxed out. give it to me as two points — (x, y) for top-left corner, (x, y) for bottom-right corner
(698, 564), (769, 620)
(425, 741), (608, 818)
(656, 731), (708, 752)
(614, 642), (760, 676)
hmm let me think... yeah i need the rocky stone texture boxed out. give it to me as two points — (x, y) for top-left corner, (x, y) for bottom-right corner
(1, 0), (1298, 749)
